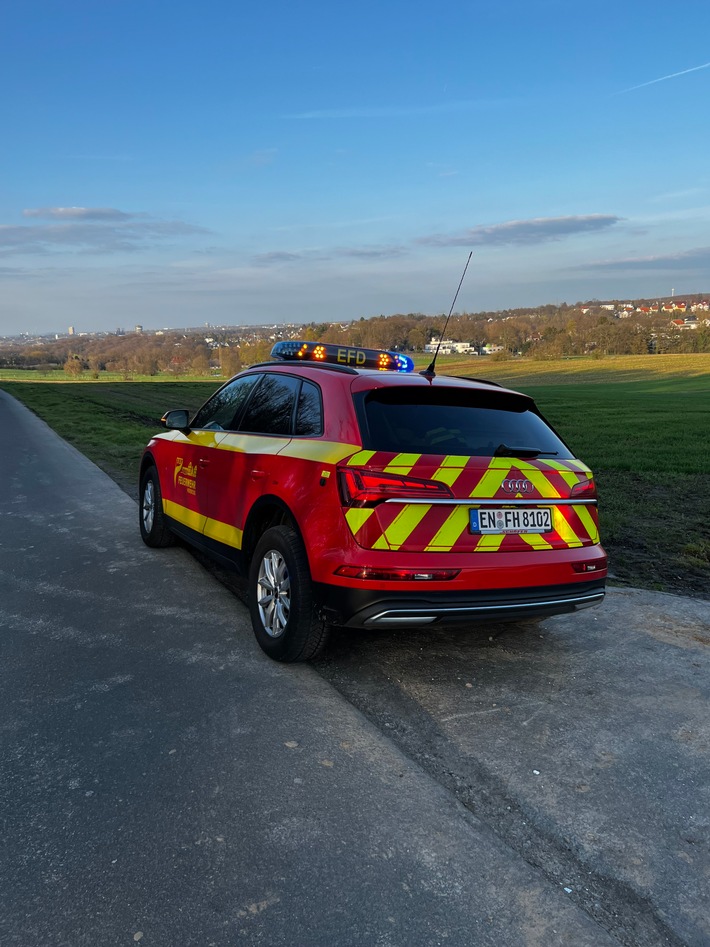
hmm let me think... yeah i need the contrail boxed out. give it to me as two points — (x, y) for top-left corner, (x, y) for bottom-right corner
(616, 60), (710, 94)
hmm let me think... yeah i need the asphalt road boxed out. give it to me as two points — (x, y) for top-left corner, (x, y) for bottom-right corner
(1, 389), (709, 947)
(315, 591), (710, 947)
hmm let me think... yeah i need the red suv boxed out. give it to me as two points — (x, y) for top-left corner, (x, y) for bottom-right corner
(139, 341), (606, 661)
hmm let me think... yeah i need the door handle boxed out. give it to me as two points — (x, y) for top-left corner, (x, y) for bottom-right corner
(198, 457), (210, 468)
(251, 470), (266, 480)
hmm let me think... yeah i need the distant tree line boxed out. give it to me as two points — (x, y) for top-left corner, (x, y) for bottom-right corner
(2, 298), (709, 376)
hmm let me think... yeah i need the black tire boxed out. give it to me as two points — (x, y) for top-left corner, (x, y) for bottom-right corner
(139, 466), (175, 548)
(248, 525), (330, 662)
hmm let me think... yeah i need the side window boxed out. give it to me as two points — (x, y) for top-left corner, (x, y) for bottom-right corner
(191, 375), (260, 431)
(295, 380), (322, 436)
(239, 374), (301, 436)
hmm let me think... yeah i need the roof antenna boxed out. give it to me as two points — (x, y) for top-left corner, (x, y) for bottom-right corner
(420, 251), (473, 378)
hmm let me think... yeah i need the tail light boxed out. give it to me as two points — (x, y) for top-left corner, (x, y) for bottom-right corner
(338, 467), (453, 507)
(570, 477), (597, 501)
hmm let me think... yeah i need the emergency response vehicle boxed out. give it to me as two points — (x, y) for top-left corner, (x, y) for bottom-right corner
(139, 341), (606, 661)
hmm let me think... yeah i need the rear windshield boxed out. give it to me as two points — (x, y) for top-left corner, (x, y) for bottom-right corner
(355, 386), (573, 459)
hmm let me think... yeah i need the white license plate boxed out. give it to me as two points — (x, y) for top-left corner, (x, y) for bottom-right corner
(469, 507), (552, 534)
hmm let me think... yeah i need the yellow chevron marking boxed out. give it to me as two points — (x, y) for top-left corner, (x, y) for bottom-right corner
(473, 533), (505, 552)
(567, 460), (592, 474)
(539, 459), (581, 489)
(163, 499), (205, 533)
(470, 462), (509, 497)
(204, 518), (243, 549)
(379, 504), (432, 550)
(519, 533), (554, 550)
(425, 507), (469, 551)
(518, 466), (561, 498)
(551, 509), (583, 548)
(432, 456), (466, 489)
(345, 508), (375, 534)
(470, 457), (562, 497)
(347, 450), (376, 466)
(575, 504), (600, 543)
(384, 453), (421, 475)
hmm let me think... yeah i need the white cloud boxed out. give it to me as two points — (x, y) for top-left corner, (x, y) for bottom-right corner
(247, 216), (622, 269)
(251, 244), (407, 266)
(583, 247), (710, 271)
(0, 209), (210, 257)
(417, 215), (622, 248)
(23, 207), (133, 221)
(252, 251), (303, 266)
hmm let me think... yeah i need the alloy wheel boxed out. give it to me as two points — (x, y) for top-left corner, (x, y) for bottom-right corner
(256, 550), (291, 638)
(142, 479), (155, 535)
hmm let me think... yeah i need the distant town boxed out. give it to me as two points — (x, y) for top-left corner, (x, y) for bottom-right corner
(1, 294), (708, 376)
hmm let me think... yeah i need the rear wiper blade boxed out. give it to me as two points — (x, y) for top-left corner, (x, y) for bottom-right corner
(494, 444), (558, 458)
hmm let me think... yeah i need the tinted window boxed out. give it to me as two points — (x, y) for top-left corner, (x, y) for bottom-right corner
(295, 381), (322, 436)
(192, 375), (260, 430)
(239, 374), (300, 436)
(357, 387), (572, 458)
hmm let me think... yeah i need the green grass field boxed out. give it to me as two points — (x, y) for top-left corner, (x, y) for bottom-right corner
(2, 351), (709, 599)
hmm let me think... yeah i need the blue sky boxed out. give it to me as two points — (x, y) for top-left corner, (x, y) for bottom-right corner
(3, 0), (710, 335)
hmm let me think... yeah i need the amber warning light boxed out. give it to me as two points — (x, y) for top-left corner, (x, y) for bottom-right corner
(271, 340), (414, 373)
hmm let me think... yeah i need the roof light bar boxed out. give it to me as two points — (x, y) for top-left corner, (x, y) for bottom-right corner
(271, 340), (414, 373)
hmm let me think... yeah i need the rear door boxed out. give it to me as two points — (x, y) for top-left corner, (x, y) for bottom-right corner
(199, 372), (305, 554)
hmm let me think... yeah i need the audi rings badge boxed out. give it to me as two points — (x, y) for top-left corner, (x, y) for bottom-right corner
(502, 478), (534, 494)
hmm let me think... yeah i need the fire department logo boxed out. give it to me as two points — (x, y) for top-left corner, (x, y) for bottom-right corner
(174, 457), (198, 495)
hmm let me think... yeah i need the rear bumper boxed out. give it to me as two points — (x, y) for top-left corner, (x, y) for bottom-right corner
(313, 580), (606, 628)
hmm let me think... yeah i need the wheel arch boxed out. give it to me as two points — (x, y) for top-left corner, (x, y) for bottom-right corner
(139, 450), (158, 482)
(242, 496), (304, 569)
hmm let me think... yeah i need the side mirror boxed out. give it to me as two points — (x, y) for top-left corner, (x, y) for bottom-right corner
(160, 409), (191, 431)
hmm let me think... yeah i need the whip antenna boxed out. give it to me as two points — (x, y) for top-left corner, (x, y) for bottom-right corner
(420, 251), (472, 377)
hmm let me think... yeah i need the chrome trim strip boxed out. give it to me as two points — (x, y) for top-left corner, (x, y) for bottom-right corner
(365, 592), (605, 625)
(383, 498), (598, 506)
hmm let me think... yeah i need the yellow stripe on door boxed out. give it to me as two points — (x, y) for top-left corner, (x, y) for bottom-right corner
(204, 518), (243, 550)
(162, 499), (205, 532)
